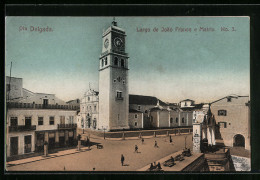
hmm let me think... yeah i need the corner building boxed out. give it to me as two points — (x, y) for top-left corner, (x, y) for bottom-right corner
(98, 20), (129, 131)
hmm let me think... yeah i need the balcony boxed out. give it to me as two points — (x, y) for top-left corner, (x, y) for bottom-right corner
(7, 102), (79, 110)
(9, 125), (36, 132)
(100, 49), (128, 57)
(57, 124), (77, 130)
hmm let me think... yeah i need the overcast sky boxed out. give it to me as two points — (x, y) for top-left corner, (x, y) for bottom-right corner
(5, 17), (250, 103)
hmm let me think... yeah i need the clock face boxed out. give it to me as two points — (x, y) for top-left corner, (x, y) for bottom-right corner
(114, 37), (123, 48)
(104, 39), (109, 49)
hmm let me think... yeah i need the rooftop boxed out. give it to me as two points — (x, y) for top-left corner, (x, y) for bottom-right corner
(129, 94), (168, 106)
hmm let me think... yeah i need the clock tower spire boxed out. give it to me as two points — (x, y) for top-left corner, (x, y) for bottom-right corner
(98, 19), (129, 131)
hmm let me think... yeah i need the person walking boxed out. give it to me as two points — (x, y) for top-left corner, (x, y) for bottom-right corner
(135, 145), (139, 153)
(121, 154), (125, 166)
(141, 138), (144, 144)
(170, 135), (173, 144)
(154, 140), (158, 148)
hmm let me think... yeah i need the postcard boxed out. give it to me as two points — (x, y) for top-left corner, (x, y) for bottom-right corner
(5, 16), (250, 172)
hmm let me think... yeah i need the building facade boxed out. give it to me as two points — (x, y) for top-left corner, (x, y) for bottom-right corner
(6, 76), (78, 158)
(210, 95), (250, 150)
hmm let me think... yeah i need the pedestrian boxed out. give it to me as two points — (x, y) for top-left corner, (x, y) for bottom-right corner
(157, 162), (162, 170)
(149, 163), (154, 170)
(154, 141), (158, 148)
(135, 145), (138, 153)
(141, 138), (144, 144)
(121, 154), (125, 166)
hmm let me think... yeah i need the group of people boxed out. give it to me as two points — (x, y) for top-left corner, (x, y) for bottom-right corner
(149, 161), (162, 171)
(121, 135), (175, 168)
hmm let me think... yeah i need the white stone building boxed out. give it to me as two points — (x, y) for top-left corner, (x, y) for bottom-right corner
(6, 76), (78, 159)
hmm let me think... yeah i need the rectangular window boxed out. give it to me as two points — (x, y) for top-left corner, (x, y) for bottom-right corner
(116, 91), (122, 98)
(49, 116), (55, 125)
(218, 122), (227, 128)
(227, 97), (231, 102)
(38, 117), (44, 125)
(176, 118), (178, 123)
(94, 105), (96, 111)
(218, 110), (227, 116)
(43, 99), (48, 106)
(69, 116), (74, 124)
(60, 116), (65, 124)
(135, 114), (138, 119)
(182, 117), (185, 123)
(134, 122), (138, 126)
(10, 117), (18, 126)
(25, 117), (32, 126)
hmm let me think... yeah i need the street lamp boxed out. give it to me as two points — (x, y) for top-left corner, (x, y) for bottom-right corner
(184, 136), (187, 149)
(102, 126), (107, 139)
(122, 128), (125, 140)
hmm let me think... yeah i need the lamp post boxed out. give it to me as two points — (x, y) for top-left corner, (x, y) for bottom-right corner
(184, 136), (187, 149)
(102, 126), (107, 139)
(122, 128), (125, 140)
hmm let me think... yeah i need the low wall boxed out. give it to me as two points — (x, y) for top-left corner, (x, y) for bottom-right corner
(182, 154), (208, 171)
(78, 127), (192, 139)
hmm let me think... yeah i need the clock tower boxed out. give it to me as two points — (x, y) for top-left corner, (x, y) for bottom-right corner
(98, 19), (129, 131)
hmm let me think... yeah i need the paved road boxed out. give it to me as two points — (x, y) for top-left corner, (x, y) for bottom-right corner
(7, 134), (192, 171)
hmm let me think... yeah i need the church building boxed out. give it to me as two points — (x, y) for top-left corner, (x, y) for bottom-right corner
(77, 19), (195, 132)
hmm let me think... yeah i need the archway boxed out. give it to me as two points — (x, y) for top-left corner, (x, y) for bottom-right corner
(233, 134), (245, 147)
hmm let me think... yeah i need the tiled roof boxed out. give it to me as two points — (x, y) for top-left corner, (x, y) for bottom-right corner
(129, 94), (167, 106)
(180, 103), (204, 111)
(129, 109), (142, 113)
(180, 99), (194, 102)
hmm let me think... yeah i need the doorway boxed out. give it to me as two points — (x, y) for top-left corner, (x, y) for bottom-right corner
(24, 135), (32, 153)
(233, 134), (245, 147)
(25, 117), (32, 126)
(10, 137), (18, 156)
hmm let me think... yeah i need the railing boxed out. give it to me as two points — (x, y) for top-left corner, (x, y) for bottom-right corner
(57, 123), (77, 129)
(7, 102), (79, 110)
(101, 49), (128, 57)
(9, 125), (36, 132)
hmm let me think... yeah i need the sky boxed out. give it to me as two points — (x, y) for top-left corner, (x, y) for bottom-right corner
(5, 17), (250, 103)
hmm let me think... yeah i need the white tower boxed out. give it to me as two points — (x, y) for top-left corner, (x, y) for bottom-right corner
(98, 19), (129, 131)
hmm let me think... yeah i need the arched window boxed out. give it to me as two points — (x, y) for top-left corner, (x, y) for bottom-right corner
(121, 59), (124, 67)
(105, 57), (108, 65)
(170, 118), (173, 123)
(114, 57), (118, 66)
(102, 59), (104, 67)
(176, 117), (178, 123)
(182, 117), (185, 123)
